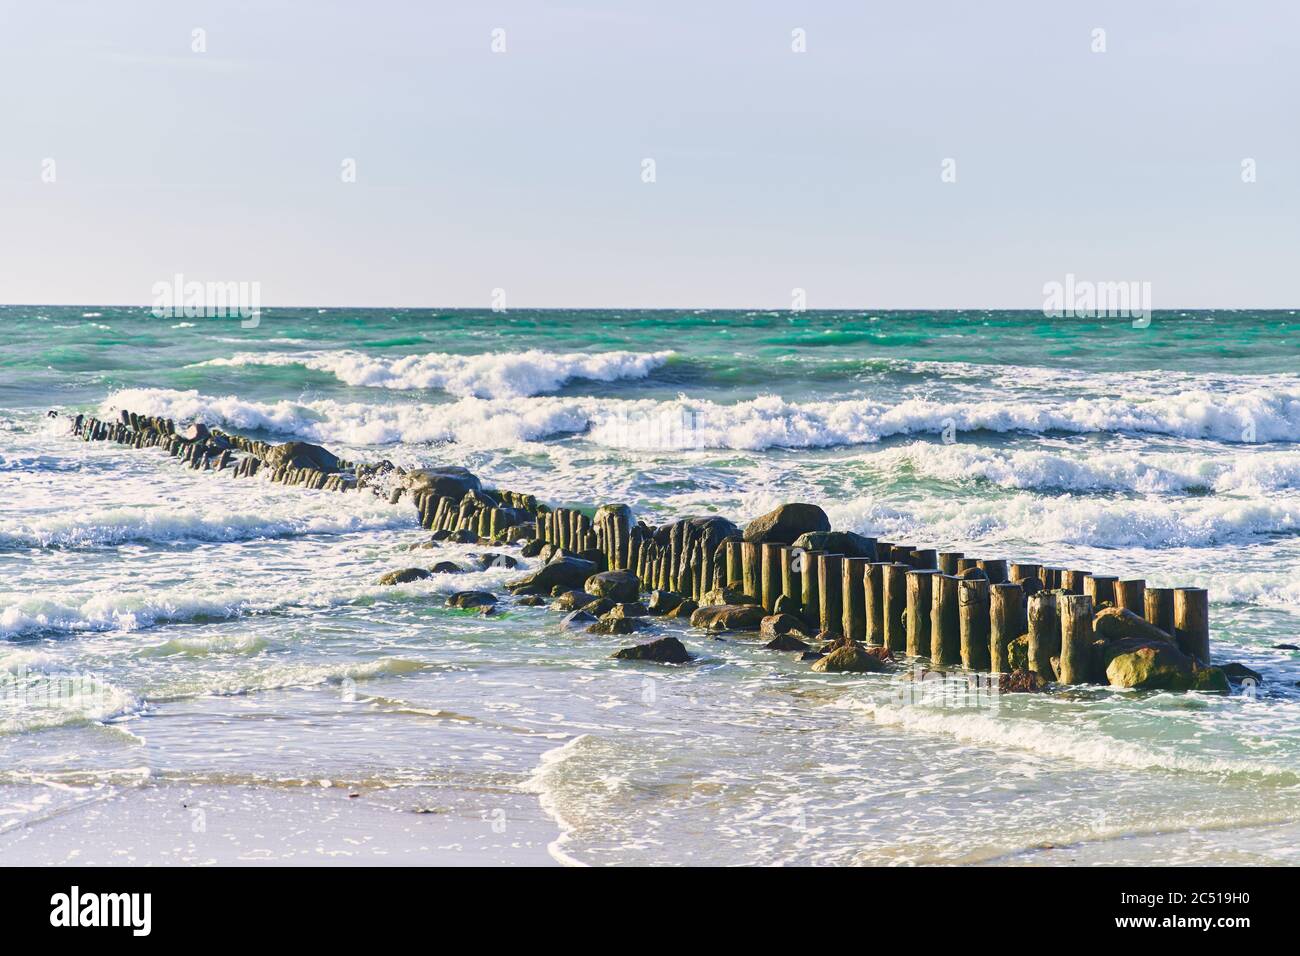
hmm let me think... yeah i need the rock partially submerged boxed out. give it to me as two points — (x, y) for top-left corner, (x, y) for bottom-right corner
(742, 503), (830, 545)
(811, 642), (885, 674)
(689, 604), (767, 632)
(584, 570), (640, 603)
(265, 441), (341, 473)
(447, 590), (496, 609)
(646, 590), (684, 615)
(699, 586), (759, 607)
(403, 466), (482, 501)
(378, 567), (431, 585)
(792, 530), (876, 560)
(612, 637), (693, 664)
(1103, 637), (1229, 693)
(759, 614), (812, 643)
(506, 555), (598, 595)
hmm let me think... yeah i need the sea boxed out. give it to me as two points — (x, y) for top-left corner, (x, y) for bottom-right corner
(2, 306), (1298, 865)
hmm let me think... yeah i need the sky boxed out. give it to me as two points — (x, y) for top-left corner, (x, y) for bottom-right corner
(0, 0), (1296, 308)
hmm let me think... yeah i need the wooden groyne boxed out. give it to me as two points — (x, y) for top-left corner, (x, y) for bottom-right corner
(59, 407), (1242, 692)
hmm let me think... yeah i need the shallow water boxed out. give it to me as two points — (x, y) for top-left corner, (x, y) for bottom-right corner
(2, 307), (1298, 865)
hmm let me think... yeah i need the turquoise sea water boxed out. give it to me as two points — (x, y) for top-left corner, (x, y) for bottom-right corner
(2, 306), (1299, 864)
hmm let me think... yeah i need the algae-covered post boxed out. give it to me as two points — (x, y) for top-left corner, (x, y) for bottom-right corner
(864, 562), (887, 647)
(741, 541), (761, 603)
(1144, 586), (1175, 636)
(882, 563), (909, 652)
(1026, 590), (1060, 682)
(780, 545), (802, 609)
(930, 573), (961, 665)
(1058, 593), (1094, 684)
(800, 550), (825, 632)
(842, 556), (869, 643)
(761, 543), (783, 612)
(1084, 574), (1118, 609)
(1115, 579), (1146, 616)
(989, 582), (1024, 674)
(1174, 587), (1210, 663)
(959, 577), (991, 671)
(905, 569), (937, 657)
(817, 553), (844, 637)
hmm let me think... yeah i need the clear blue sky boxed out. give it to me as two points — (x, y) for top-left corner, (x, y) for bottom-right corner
(0, 0), (1296, 308)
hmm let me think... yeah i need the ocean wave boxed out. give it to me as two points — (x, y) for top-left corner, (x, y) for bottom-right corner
(827, 491), (1300, 551)
(195, 348), (674, 398)
(870, 442), (1300, 495)
(1, 498), (413, 550)
(105, 385), (1300, 452)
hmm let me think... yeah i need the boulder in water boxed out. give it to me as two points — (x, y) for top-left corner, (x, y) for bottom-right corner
(446, 590), (496, 609)
(265, 441), (340, 473)
(429, 561), (464, 575)
(1094, 606), (1173, 644)
(689, 604), (767, 632)
(612, 637), (693, 664)
(664, 599), (699, 619)
(792, 531), (876, 560)
(759, 614), (812, 643)
(646, 590), (684, 615)
(742, 503), (830, 545)
(506, 555), (598, 595)
(551, 590), (599, 612)
(585, 570), (640, 603)
(403, 466), (482, 501)
(378, 567), (431, 586)
(699, 586), (759, 607)
(811, 642), (884, 673)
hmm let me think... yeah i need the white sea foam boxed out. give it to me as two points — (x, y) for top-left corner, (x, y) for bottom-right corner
(197, 348), (674, 398)
(105, 384), (1300, 452)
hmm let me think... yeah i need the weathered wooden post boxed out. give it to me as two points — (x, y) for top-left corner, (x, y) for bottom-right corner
(911, 548), (938, 571)
(1084, 574), (1117, 608)
(1042, 567), (1063, 589)
(800, 550), (825, 631)
(1009, 563), (1041, 586)
(781, 546), (802, 609)
(930, 574), (961, 665)
(1027, 590), (1060, 681)
(1058, 593), (1095, 684)
(1174, 587), (1210, 663)
(741, 542), (761, 602)
(989, 582), (1024, 673)
(864, 562), (887, 647)
(842, 556), (870, 643)
(818, 554), (844, 637)
(1144, 586), (1175, 637)
(760, 543), (784, 612)
(905, 569), (938, 657)
(978, 559), (1008, 584)
(725, 539), (743, 588)
(937, 551), (963, 575)
(883, 562), (909, 652)
(959, 578), (991, 671)
(1115, 579), (1146, 615)
(1061, 569), (1088, 595)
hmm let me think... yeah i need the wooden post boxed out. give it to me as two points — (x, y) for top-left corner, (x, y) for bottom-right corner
(780, 546), (802, 608)
(818, 554), (844, 637)
(1009, 563), (1041, 585)
(959, 578), (991, 671)
(842, 557), (870, 642)
(905, 570), (938, 657)
(911, 548), (938, 571)
(957, 557), (978, 574)
(1042, 567), (1063, 589)
(978, 559), (1008, 584)
(875, 542), (894, 563)
(1174, 587), (1210, 663)
(937, 551), (963, 575)
(1084, 574), (1117, 608)
(1115, 579), (1145, 615)
(883, 563), (909, 652)
(1144, 587), (1175, 638)
(1061, 569), (1088, 595)
(1058, 593), (1095, 684)
(864, 562), (887, 647)
(760, 543), (784, 612)
(930, 574), (961, 665)
(800, 550), (825, 631)
(741, 542), (761, 602)
(1027, 590), (1060, 681)
(725, 539), (743, 588)
(989, 582), (1024, 673)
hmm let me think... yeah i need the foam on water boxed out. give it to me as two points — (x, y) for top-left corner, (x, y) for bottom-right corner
(197, 348), (674, 398)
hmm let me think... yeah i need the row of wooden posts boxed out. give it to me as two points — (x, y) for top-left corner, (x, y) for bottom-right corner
(541, 506), (1211, 680)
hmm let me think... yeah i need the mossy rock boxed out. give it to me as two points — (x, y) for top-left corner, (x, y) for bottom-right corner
(810, 642), (884, 674)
